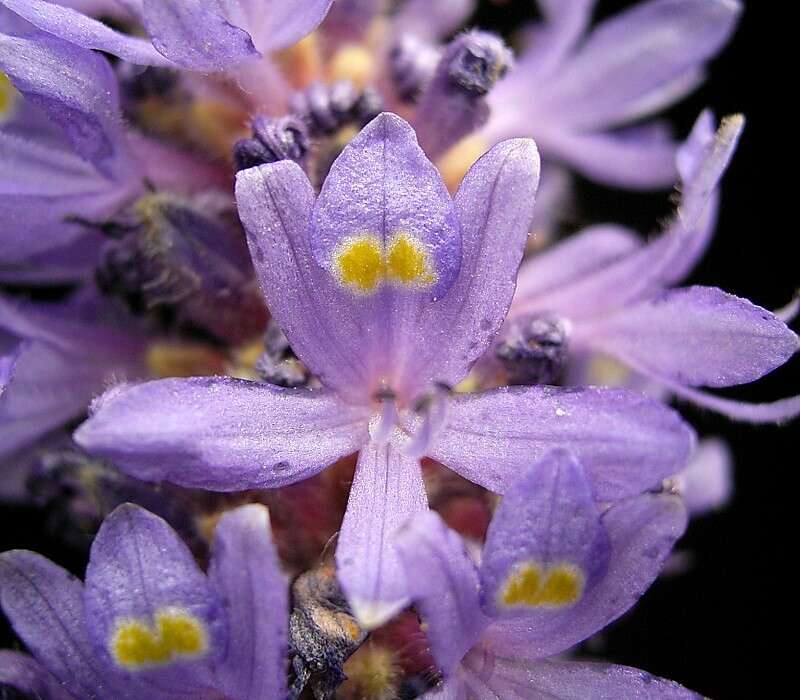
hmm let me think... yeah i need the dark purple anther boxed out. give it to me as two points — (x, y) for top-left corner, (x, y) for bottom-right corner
(117, 63), (180, 102)
(388, 33), (441, 102)
(290, 81), (385, 137)
(495, 314), (569, 386)
(234, 115), (310, 171)
(447, 31), (512, 95)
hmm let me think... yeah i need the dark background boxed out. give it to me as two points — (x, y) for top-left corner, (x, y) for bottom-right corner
(1, 2), (794, 698)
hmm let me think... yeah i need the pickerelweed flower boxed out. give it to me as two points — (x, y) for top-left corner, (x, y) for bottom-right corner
(396, 449), (696, 699)
(503, 112), (800, 423)
(75, 113), (694, 630)
(0, 291), (145, 490)
(481, 0), (742, 190)
(0, 26), (227, 283)
(0, 503), (288, 699)
(0, 0), (334, 77)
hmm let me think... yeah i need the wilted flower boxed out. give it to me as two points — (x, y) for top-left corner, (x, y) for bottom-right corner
(0, 503), (288, 699)
(397, 450), (696, 698)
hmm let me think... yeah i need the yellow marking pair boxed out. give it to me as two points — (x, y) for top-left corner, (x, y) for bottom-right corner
(499, 561), (585, 609)
(111, 608), (208, 670)
(1, 71), (19, 122)
(335, 232), (437, 293)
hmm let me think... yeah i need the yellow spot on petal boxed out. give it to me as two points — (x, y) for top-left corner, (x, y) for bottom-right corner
(0, 71), (20, 123)
(386, 233), (436, 286)
(335, 235), (385, 292)
(333, 232), (437, 294)
(111, 608), (208, 670)
(437, 135), (489, 193)
(499, 561), (584, 609)
(328, 44), (375, 89)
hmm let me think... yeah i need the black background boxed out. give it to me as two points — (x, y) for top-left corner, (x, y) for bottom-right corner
(1, 2), (795, 698)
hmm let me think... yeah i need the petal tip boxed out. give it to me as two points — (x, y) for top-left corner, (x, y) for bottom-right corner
(350, 597), (407, 631)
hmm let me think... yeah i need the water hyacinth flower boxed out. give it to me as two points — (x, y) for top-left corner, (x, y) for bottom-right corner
(0, 0), (333, 74)
(0, 28), (225, 283)
(482, 0), (743, 190)
(0, 292), (145, 475)
(0, 503), (287, 699)
(0, 28), (144, 279)
(396, 450), (697, 699)
(504, 111), (800, 423)
(75, 113), (694, 629)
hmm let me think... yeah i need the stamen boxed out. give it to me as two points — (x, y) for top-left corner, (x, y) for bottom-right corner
(388, 34), (441, 103)
(233, 115), (309, 171)
(290, 81), (383, 137)
(369, 390), (399, 445)
(255, 321), (312, 388)
(404, 384), (451, 458)
(495, 314), (569, 386)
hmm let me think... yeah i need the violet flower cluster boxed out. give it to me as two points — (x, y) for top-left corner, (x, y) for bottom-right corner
(0, 1), (795, 698)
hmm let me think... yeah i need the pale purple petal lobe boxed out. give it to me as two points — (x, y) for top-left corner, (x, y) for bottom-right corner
(74, 377), (369, 491)
(411, 138), (540, 391)
(576, 286), (800, 387)
(479, 451), (609, 618)
(0, 551), (119, 698)
(83, 504), (223, 693)
(675, 437), (733, 516)
(0, 650), (75, 699)
(0, 0), (171, 65)
(428, 386), (694, 500)
(141, 0), (260, 71)
(486, 493), (687, 659)
(209, 505), (288, 700)
(336, 438), (428, 629)
(535, 0), (742, 130)
(309, 113), (461, 400)
(470, 657), (700, 699)
(396, 510), (488, 676)
(235, 160), (368, 398)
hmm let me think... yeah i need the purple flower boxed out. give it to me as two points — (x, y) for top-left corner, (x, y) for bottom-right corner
(0, 29), (144, 279)
(0, 0), (333, 72)
(483, 0), (742, 190)
(0, 292), (145, 477)
(0, 28), (235, 284)
(75, 113), (693, 628)
(0, 503), (287, 699)
(396, 449), (697, 699)
(506, 112), (800, 423)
